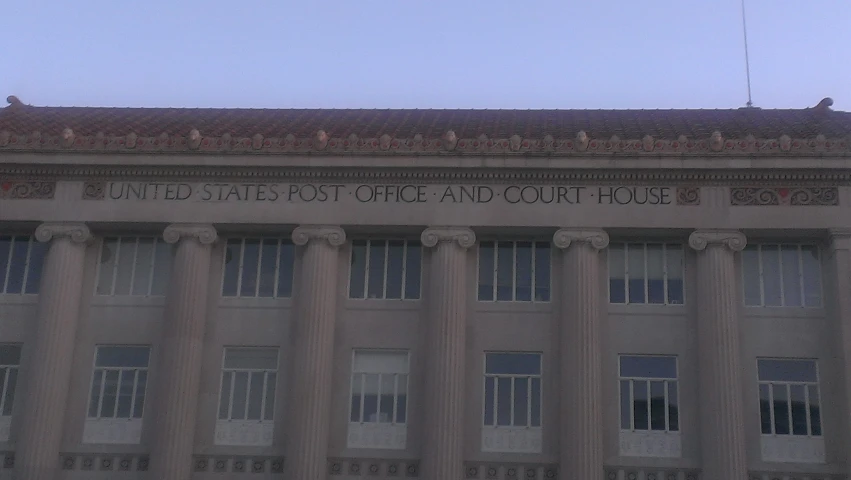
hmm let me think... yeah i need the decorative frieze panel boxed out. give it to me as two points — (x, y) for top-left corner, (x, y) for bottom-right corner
(214, 420), (274, 447)
(481, 426), (542, 453)
(347, 423), (407, 450)
(0, 417), (9, 442)
(730, 187), (839, 206)
(760, 436), (826, 464)
(604, 468), (700, 480)
(328, 458), (419, 478)
(1, 129), (848, 156)
(0, 179), (55, 199)
(464, 463), (558, 479)
(82, 418), (143, 444)
(192, 456), (284, 474)
(59, 453), (148, 472)
(82, 181), (106, 200)
(675, 187), (700, 206)
(619, 431), (682, 458)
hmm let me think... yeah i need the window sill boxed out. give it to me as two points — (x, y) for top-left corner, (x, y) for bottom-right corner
(0, 294), (38, 305)
(82, 418), (142, 445)
(218, 296), (293, 309)
(619, 430), (681, 458)
(347, 423), (407, 450)
(760, 435), (825, 464)
(481, 426), (542, 454)
(344, 299), (422, 311)
(475, 302), (552, 314)
(90, 296), (166, 307)
(608, 304), (687, 316)
(214, 420), (274, 447)
(743, 307), (825, 319)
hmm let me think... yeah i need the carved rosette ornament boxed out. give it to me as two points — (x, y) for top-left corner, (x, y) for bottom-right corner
(420, 227), (476, 249)
(688, 230), (746, 252)
(291, 225), (346, 247)
(163, 224), (218, 245)
(552, 228), (609, 250)
(35, 222), (92, 244)
(0, 180), (56, 199)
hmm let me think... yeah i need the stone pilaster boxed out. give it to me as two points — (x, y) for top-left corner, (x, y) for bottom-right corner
(284, 225), (346, 480)
(553, 228), (608, 480)
(15, 223), (91, 480)
(420, 227), (475, 480)
(149, 224), (217, 480)
(828, 228), (851, 478)
(688, 230), (748, 480)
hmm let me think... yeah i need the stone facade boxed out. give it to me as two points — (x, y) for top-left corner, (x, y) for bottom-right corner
(0, 100), (850, 480)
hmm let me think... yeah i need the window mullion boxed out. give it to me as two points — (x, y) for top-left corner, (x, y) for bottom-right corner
(663, 379), (670, 432)
(757, 245), (765, 306)
(785, 383), (793, 435)
(127, 238), (140, 294)
(1, 237), (15, 293)
(623, 244), (630, 304)
(227, 370), (236, 420)
(273, 240), (282, 298)
(643, 244), (649, 304)
(492, 242), (498, 301)
(662, 244), (670, 304)
(509, 376), (515, 426)
(359, 374), (366, 423)
(129, 369), (139, 419)
(531, 243), (536, 300)
(629, 380), (635, 430)
(96, 369), (107, 418)
(244, 371), (253, 420)
(797, 245), (806, 307)
(392, 373), (399, 425)
(804, 381), (812, 436)
(110, 239), (122, 295)
(383, 241), (390, 299)
(235, 240), (246, 298)
(492, 376), (498, 427)
(261, 371), (269, 422)
(511, 242), (517, 301)
(147, 238), (157, 295)
(401, 241), (408, 300)
(254, 240), (264, 297)
(0, 367), (10, 413)
(777, 245), (786, 306)
(20, 237), (33, 293)
(767, 382), (775, 435)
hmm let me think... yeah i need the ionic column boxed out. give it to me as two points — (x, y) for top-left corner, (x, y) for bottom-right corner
(16, 223), (91, 480)
(149, 224), (217, 480)
(688, 230), (748, 480)
(827, 228), (851, 478)
(284, 226), (346, 480)
(420, 227), (475, 480)
(553, 228), (608, 480)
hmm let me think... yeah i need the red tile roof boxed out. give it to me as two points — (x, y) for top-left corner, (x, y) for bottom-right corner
(2, 96), (850, 140)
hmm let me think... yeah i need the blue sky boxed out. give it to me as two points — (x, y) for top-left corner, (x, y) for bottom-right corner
(2, 0), (849, 110)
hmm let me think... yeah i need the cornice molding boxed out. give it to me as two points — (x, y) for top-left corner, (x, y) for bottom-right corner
(421, 227), (476, 249)
(291, 225), (346, 247)
(0, 130), (848, 156)
(35, 222), (91, 244)
(163, 224), (218, 245)
(688, 230), (747, 252)
(553, 228), (610, 250)
(828, 228), (851, 252)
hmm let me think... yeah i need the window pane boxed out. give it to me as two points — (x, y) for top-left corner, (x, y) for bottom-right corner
(772, 384), (790, 435)
(24, 240), (46, 294)
(219, 371), (232, 419)
(619, 356), (677, 379)
(667, 382), (679, 431)
(116, 371), (135, 418)
(101, 370), (119, 417)
(781, 246), (802, 307)
(379, 374), (395, 422)
(385, 241), (404, 299)
(534, 242), (550, 301)
(742, 246), (761, 306)
(247, 371), (265, 420)
(350, 241), (367, 298)
(0, 237), (11, 292)
(486, 353), (541, 375)
(761, 246), (782, 306)
(808, 385), (821, 435)
(801, 246), (822, 307)
(367, 242), (386, 299)
(224, 348), (278, 370)
(96, 238), (118, 295)
(759, 383), (772, 433)
(496, 377), (511, 426)
(131, 238), (154, 295)
(396, 374), (407, 423)
(264, 374), (276, 421)
(1, 369), (16, 416)
(478, 242), (495, 301)
(150, 240), (172, 296)
(609, 244), (626, 303)
(5, 239), (29, 294)
(633, 381), (648, 430)
(240, 240), (260, 297)
(96, 346), (150, 368)
(627, 244), (646, 303)
(665, 245), (684, 305)
(257, 240), (278, 297)
(88, 371), (103, 417)
(530, 377), (541, 427)
(114, 239), (136, 295)
(133, 370), (146, 419)
(620, 380), (631, 429)
(222, 239), (241, 296)
(757, 359), (817, 382)
(650, 381), (666, 430)
(231, 372), (249, 420)
(496, 242), (513, 301)
(277, 241), (295, 297)
(513, 377), (528, 426)
(515, 242), (532, 301)
(483, 376), (495, 425)
(646, 245), (665, 304)
(363, 374), (379, 422)
(790, 384), (808, 435)
(350, 374), (362, 422)
(0, 345), (22, 365)
(404, 242), (421, 300)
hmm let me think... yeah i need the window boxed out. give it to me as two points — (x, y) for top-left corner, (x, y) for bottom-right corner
(618, 355), (681, 458)
(349, 240), (421, 300)
(216, 348), (278, 446)
(482, 352), (542, 453)
(757, 358), (825, 464)
(0, 345), (21, 442)
(742, 244), (822, 307)
(348, 350), (408, 449)
(609, 243), (684, 305)
(0, 235), (47, 294)
(222, 238), (295, 298)
(84, 346), (150, 444)
(478, 241), (550, 302)
(758, 359), (821, 437)
(96, 237), (172, 296)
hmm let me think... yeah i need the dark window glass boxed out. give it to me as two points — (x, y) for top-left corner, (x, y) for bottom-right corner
(247, 371), (265, 419)
(1, 369), (18, 416)
(513, 377), (528, 426)
(478, 242), (495, 301)
(781, 246), (803, 307)
(534, 242), (550, 301)
(367, 242), (386, 299)
(116, 371), (135, 418)
(627, 244), (646, 303)
(619, 356), (677, 379)
(609, 244), (626, 303)
(808, 385), (821, 435)
(404, 242), (421, 300)
(486, 353), (541, 375)
(646, 245), (665, 304)
(515, 242), (532, 301)
(772, 384), (790, 435)
(222, 239), (242, 296)
(761, 245), (783, 306)
(759, 383), (772, 434)
(219, 371), (232, 419)
(231, 372), (248, 420)
(96, 346), (150, 368)
(264, 374), (276, 421)
(396, 375), (407, 423)
(757, 359), (817, 382)
(277, 241), (295, 297)
(620, 380), (631, 429)
(496, 242), (513, 301)
(650, 380), (666, 430)
(496, 378), (511, 426)
(0, 345), (22, 365)
(257, 240), (278, 297)
(88, 372), (103, 417)
(0, 237), (11, 292)
(483, 376), (495, 425)
(790, 384), (808, 435)
(386, 241), (404, 299)
(239, 240), (260, 297)
(742, 246), (761, 306)
(349, 241), (367, 298)
(101, 370), (119, 417)
(665, 246), (684, 305)
(350, 374), (361, 422)
(667, 382), (679, 431)
(5, 239), (29, 294)
(24, 241), (46, 294)
(801, 246), (822, 307)
(363, 374), (378, 421)
(530, 377), (541, 427)
(633, 381), (648, 430)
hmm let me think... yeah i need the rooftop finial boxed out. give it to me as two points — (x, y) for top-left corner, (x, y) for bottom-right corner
(6, 95), (22, 106)
(814, 97), (834, 111)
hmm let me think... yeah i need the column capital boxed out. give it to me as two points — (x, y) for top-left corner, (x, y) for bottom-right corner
(420, 226), (476, 249)
(35, 222), (91, 244)
(292, 225), (346, 247)
(163, 224), (218, 245)
(553, 228), (609, 250)
(829, 228), (851, 252)
(688, 230), (746, 252)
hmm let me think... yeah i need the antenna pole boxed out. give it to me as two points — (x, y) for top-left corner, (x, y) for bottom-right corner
(741, 0), (754, 107)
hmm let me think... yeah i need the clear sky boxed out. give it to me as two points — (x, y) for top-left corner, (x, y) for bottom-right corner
(2, 0), (849, 110)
